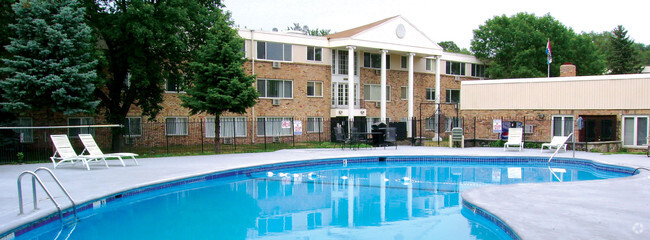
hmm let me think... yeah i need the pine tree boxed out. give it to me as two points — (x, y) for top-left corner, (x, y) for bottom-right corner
(180, 11), (258, 153)
(1, 0), (98, 115)
(607, 25), (642, 74)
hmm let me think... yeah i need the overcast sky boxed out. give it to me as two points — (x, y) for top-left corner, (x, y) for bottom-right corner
(224, 0), (648, 50)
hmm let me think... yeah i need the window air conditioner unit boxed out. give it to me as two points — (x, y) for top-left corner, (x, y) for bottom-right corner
(272, 61), (281, 69)
(454, 76), (461, 82)
(223, 137), (233, 145)
(374, 102), (381, 108)
(374, 69), (381, 75)
(272, 99), (281, 106)
(272, 136), (280, 143)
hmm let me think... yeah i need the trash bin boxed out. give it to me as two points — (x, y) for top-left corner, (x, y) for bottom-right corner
(371, 123), (387, 146)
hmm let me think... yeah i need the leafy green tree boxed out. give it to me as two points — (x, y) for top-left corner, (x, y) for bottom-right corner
(180, 12), (258, 153)
(607, 25), (642, 74)
(634, 43), (650, 66)
(438, 41), (472, 55)
(81, 0), (222, 151)
(1, 0), (98, 116)
(287, 23), (331, 36)
(471, 13), (605, 79)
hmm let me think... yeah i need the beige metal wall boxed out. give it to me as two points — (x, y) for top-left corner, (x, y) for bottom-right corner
(460, 75), (650, 110)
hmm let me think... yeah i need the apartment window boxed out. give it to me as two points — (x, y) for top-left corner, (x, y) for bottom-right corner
(552, 116), (574, 140)
(332, 50), (358, 75)
(306, 117), (323, 133)
(68, 117), (94, 137)
(307, 81), (323, 97)
(425, 117), (436, 131)
(400, 86), (408, 100)
(307, 46), (322, 61)
(15, 117), (33, 143)
(401, 56), (408, 69)
(165, 77), (185, 92)
(445, 117), (462, 132)
(363, 52), (390, 69)
(446, 89), (460, 103)
(363, 84), (391, 102)
(446, 61), (466, 75)
(426, 59), (433, 71)
(257, 117), (292, 136)
(623, 116), (648, 147)
(206, 117), (246, 138)
(425, 88), (436, 101)
(166, 117), (188, 136)
(366, 117), (390, 133)
(257, 79), (293, 99)
(257, 41), (292, 61)
(124, 117), (142, 136)
(471, 64), (486, 78)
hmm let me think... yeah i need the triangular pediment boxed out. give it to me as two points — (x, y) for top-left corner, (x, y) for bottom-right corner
(327, 16), (442, 56)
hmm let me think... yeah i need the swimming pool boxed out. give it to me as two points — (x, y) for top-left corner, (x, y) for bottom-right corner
(5, 156), (636, 240)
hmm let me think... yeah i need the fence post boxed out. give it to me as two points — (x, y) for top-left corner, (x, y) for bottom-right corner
(263, 118), (267, 151)
(523, 116), (526, 146)
(200, 119), (204, 153)
(292, 118), (295, 148)
(473, 116), (477, 147)
(230, 119), (237, 152)
(318, 118), (321, 144)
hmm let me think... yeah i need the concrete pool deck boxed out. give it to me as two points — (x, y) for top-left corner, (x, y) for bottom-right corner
(1, 146), (649, 239)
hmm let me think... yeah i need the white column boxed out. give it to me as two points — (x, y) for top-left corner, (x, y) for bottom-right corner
(435, 56), (441, 139)
(435, 56), (441, 108)
(407, 53), (415, 138)
(380, 50), (388, 123)
(347, 46), (356, 125)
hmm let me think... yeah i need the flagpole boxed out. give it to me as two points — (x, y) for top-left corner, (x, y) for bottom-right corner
(548, 62), (550, 78)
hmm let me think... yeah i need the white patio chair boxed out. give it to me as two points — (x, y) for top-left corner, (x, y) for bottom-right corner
(50, 134), (108, 170)
(541, 136), (569, 152)
(503, 128), (524, 152)
(79, 134), (139, 167)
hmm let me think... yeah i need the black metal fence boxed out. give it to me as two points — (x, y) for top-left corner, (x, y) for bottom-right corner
(1, 115), (564, 164)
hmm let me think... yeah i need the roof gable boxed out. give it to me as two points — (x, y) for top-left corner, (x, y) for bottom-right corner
(327, 16), (442, 56)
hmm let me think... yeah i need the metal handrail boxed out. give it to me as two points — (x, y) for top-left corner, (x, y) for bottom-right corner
(547, 133), (574, 163)
(17, 167), (77, 222)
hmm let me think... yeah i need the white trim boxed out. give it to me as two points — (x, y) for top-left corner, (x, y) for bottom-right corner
(306, 81), (323, 97)
(257, 78), (294, 99)
(551, 115), (574, 140)
(165, 116), (189, 136)
(622, 115), (649, 147)
(463, 73), (650, 85)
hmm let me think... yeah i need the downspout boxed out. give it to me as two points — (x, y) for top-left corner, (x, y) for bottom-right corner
(250, 29), (256, 144)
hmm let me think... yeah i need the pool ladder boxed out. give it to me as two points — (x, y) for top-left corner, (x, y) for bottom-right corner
(17, 167), (77, 222)
(547, 133), (574, 182)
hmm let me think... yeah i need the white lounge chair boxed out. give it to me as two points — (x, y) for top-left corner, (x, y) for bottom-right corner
(79, 134), (139, 167)
(50, 134), (108, 170)
(541, 136), (569, 152)
(503, 128), (524, 152)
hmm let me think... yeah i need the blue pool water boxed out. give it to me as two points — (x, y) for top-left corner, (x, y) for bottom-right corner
(9, 156), (634, 240)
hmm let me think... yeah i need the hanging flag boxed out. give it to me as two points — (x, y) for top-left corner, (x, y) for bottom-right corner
(546, 39), (552, 64)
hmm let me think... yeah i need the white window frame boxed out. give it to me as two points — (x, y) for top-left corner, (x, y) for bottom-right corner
(425, 117), (436, 131)
(425, 59), (433, 71)
(446, 61), (466, 76)
(307, 81), (323, 97)
(425, 88), (436, 101)
(15, 117), (33, 143)
(363, 52), (390, 69)
(622, 115), (649, 147)
(445, 117), (462, 132)
(307, 46), (322, 62)
(257, 79), (293, 99)
(363, 84), (391, 102)
(400, 86), (408, 100)
(400, 56), (408, 69)
(68, 117), (95, 137)
(165, 74), (186, 93)
(124, 117), (142, 137)
(471, 64), (486, 78)
(551, 115), (574, 140)
(306, 117), (323, 133)
(256, 41), (292, 62)
(166, 117), (189, 136)
(257, 117), (293, 137)
(446, 89), (460, 103)
(206, 117), (247, 138)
